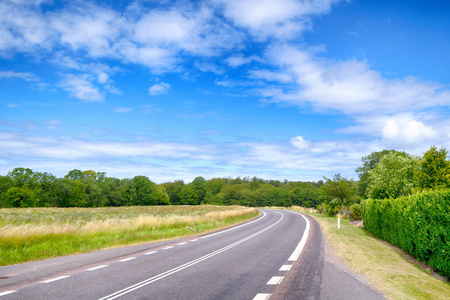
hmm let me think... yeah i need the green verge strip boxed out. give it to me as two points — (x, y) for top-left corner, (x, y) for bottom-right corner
(0, 206), (258, 266)
(290, 207), (450, 300)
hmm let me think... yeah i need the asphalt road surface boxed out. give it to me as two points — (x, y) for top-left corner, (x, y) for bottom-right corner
(0, 210), (384, 299)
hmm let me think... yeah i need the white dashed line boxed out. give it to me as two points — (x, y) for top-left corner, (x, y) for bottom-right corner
(41, 276), (70, 283)
(177, 242), (188, 246)
(119, 257), (136, 262)
(163, 246), (174, 250)
(144, 251), (157, 255)
(267, 276), (284, 285)
(279, 265), (292, 271)
(87, 265), (109, 271)
(253, 293), (271, 300)
(190, 239), (199, 242)
(0, 291), (17, 297)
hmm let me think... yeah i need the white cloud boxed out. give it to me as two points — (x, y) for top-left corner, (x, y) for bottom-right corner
(0, 71), (38, 81)
(290, 136), (310, 150)
(149, 82), (171, 95)
(249, 69), (293, 83)
(59, 74), (104, 101)
(213, 0), (341, 39)
(257, 44), (450, 115)
(114, 107), (132, 113)
(225, 55), (254, 67)
(381, 115), (438, 149)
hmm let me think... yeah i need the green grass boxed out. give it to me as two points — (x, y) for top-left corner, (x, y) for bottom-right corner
(290, 207), (450, 300)
(0, 205), (258, 266)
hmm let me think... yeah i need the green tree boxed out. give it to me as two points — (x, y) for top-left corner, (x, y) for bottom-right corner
(415, 146), (450, 190)
(161, 180), (185, 205)
(0, 176), (14, 207)
(54, 179), (86, 207)
(5, 186), (36, 207)
(133, 176), (158, 205)
(356, 150), (395, 199)
(8, 167), (37, 188)
(367, 152), (418, 199)
(64, 169), (83, 180)
(191, 177), (206, 203)
(179, 185), (199, 205)
(290, 182), (320, 207)
(321, 174), (357, 205)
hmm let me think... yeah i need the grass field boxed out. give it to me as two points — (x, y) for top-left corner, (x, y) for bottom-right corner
(291, 207), (450, 300)
(0, 205), (257, 266)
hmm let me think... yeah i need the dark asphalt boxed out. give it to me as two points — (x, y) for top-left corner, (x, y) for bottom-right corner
(0, 210), (385, 300)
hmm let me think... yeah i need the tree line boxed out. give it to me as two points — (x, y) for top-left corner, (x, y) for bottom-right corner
(0, 169), (324, 208)
(0, 146), (448, 209)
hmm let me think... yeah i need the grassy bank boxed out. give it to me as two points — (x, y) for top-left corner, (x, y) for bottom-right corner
(290, 207), (450, 300)
(0, 205), (257, 266)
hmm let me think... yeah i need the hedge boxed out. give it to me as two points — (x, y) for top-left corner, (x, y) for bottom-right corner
(361, 189), (450, 279)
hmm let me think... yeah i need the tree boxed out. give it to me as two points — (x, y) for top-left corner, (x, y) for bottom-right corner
(290, 182), (320, 207)
(367, 152), (418, 199)
(5, 186), (36, 207)
(415, 146), (450, 190)
(356, 150), (395, 199)
(8, 167), (37, 188)
(191, 177), (206, 203)
(133, 176), (158, 205)
(162, 180), (185, 205)
(320, 174), (356, 205)
(179, 185), (199, 205)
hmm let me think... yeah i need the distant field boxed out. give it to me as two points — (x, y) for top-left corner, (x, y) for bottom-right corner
(0, 205), (257, 266)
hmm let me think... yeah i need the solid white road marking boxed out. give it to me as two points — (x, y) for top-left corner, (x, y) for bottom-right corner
(253, 293), (271, 300)
(163, 246), (174, 250)
(267, 276), (284, 285)
(119, 257), (136, 262)
(0, 291), (16, 297)
(144, 251), (157, 255)
(87, 265), (109, 271)
(279, 265), (292, 271)
(190, 239), (199, 242)
(41, 276), (70, 283)
(99, 212), (285, 300)
(200, 211), (267, 239)
(288, 212), (311, 262)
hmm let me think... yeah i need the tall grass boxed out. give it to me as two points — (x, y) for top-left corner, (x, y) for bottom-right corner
(0, 205), (256, 266)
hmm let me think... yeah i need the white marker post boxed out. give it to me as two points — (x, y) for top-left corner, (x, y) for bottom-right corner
(337, 214), (341, 229)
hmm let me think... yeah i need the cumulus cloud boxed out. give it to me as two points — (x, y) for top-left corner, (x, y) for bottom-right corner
(59, 74), (104, 101)
(213, 0), (341, 39)
(290, 136), (310, 150)
(149, 82), (171, 95)
(381, 115), (438, 149)
(255, 44), (450, 115)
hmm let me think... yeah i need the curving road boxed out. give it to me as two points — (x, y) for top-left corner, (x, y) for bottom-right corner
(0, 209), (383, 299)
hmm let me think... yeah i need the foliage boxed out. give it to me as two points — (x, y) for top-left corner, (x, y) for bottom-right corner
(355, 150), (395, 199)
(366, 151), (418, 199)
(0, 168), (324, 209)
(415, 146), (450, 190)
(320, 174), (357, 205)
(361, 189), (450, 279)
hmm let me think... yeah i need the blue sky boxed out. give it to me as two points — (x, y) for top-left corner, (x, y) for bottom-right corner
(1, 0), (450, 183)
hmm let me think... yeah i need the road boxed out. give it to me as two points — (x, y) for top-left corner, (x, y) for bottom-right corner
(0, 209), (383, 299)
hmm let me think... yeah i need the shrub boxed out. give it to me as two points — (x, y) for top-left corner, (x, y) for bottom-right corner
(361, 189), (450, 279)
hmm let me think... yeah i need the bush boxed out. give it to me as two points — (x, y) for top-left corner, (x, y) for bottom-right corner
(351, 203), (362, 220)
(361, 189), (450, 279)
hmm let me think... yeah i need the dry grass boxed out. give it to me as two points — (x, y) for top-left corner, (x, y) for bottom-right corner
(0, 206), (257, 266)
(290, 207), (450, 300)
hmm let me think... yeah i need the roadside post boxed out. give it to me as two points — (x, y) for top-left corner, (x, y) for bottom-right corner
(337, 213), (341, 229)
